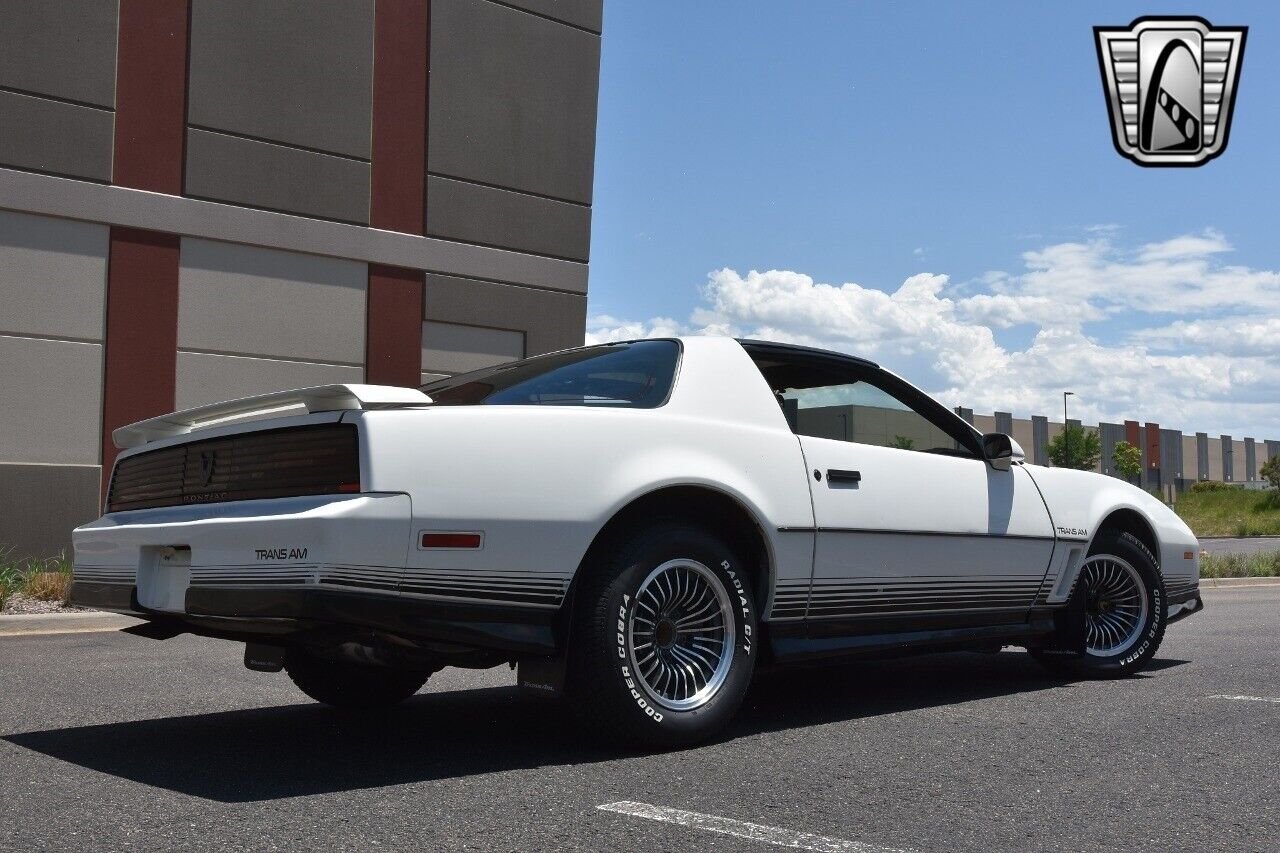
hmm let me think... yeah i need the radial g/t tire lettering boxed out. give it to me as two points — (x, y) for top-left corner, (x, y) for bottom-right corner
(568, 521), (758, 748)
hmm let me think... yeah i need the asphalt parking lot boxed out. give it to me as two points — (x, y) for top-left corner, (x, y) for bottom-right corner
(2, 586), (1277, 853)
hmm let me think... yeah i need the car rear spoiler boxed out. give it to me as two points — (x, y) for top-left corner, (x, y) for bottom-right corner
(112, 384), (433, 449)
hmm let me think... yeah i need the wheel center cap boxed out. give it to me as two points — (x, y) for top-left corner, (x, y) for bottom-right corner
(654, 618), (676, 647)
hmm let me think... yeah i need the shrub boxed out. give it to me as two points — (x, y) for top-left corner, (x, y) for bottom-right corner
(1261, 455), (1280, 491)
(1047, 424), (1101, 470)
(1111, 440), (1142, 480)
(0, 548), (74, 608)
(25, 570), (72, 602)
(1190, 480), (1234, 493)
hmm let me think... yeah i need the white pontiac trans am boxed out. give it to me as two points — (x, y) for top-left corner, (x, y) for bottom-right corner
(73, 337), (1202, 746)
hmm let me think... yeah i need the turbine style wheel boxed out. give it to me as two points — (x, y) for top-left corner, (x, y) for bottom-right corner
(1080, 555), (1149, 658)
(629, 559), (736, 712)
(1031, 530), (1167, 679)
(570, 522), (758, 748)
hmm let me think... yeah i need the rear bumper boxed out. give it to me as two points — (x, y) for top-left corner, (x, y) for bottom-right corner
(69, 581), (557, 655)
(70, 493), (560, 657)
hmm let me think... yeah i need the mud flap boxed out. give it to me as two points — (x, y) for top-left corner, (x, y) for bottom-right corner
(517, 655), (566, 696)
(1042, 582), (1088, 654)
(244, 643), (287, 672)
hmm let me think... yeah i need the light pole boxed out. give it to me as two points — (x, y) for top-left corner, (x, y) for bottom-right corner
(1063, 391), (1074, 468)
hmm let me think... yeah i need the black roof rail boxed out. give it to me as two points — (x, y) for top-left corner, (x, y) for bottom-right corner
(735, 338), (879, 369)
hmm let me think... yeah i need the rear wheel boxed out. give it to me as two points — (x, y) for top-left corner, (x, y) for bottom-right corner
(1032, 530), (1166, 678)
(568, 522), (758, 748)
(285, 650), (431, 709)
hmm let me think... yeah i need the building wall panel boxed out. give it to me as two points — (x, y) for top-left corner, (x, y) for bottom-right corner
(0, 210), (109, 341)
(185, 129), (371, 224)
(421, 320), (525, 375)
(1160, 428), (1182, 483)
(1099, 422), (1124, 479)
(187, 0), (374, 159)
(425, 175), (591, 261)
(423, 273), (586, 355)
(178, 238), (367, 365)
(428, 0), (600, 204)
(1207, 437), (1224, 481)
(1181, 435), (1198, 481)
(0, 462), (101, 558)
(1031, 416), (1049, 466)
(501, 0), (603, 32)
(0, 0), (119, 107)
(176, 351), (363, 410)
(1011, 417), (1035, 464)
(0, 90), (113, 181)
(0, 335), (102, 464)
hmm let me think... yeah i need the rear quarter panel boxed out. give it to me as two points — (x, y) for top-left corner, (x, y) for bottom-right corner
(358, 338), (817, 609)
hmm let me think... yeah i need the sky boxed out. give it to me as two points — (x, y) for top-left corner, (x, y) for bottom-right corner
(584, 1), (1280, 440)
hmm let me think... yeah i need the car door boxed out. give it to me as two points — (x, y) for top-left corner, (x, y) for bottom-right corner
(781, 370), (1055, 630)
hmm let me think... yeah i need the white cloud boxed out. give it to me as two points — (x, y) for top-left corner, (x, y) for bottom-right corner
(1137, 229), (1231, 262)
(1134, 315), (1280, 357)
(585, 230), (1280, 438)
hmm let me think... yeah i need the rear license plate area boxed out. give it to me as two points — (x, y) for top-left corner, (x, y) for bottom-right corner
(137, 546), (192, 613)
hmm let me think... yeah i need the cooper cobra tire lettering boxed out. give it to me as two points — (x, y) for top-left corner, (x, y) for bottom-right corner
(1029, 530), (1167, 680)
(571, 522), (758, 747)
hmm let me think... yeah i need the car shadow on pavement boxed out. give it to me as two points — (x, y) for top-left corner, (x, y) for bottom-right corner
(4, 650), (1187, 802)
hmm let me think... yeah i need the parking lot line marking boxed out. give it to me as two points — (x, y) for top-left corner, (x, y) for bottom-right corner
(1209, 694), (1280, 704)
(597, 801), (915, 853)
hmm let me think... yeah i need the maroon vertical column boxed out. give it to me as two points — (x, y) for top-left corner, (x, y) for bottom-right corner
(1145, 422), (1162, 483)
(101, 0), (190, 499)
(365, 0), (429, 387)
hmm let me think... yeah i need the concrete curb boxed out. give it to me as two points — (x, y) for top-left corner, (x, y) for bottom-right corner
(0, 611), (142, 637)
(1200, 577), (1280, 589)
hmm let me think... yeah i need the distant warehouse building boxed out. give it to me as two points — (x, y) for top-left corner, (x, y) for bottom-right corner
(0, 0), (603, 556)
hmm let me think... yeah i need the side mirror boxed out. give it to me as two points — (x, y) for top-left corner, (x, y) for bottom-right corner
(982, 433), (1024, 471)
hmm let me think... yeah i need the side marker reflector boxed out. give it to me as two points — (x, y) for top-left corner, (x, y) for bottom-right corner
(421, 532), (483, 549)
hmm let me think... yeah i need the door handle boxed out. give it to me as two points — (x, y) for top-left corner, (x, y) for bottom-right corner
(826, 468), (861, 484)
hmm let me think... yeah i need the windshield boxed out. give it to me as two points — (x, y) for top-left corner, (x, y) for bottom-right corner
(419, 340), (680, 408)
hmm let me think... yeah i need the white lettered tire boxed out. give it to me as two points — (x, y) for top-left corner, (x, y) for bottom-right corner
(569, 522), (758, 748)
(1031, 530), (1167, 678)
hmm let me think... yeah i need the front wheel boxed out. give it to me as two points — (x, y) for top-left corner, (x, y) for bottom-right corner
(285, 650), (431, 709)
(569, 523), (758, 748)
(1032, 530), (1167, 678)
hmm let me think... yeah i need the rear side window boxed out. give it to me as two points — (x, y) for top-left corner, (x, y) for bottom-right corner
(420, 340), (680, 408)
